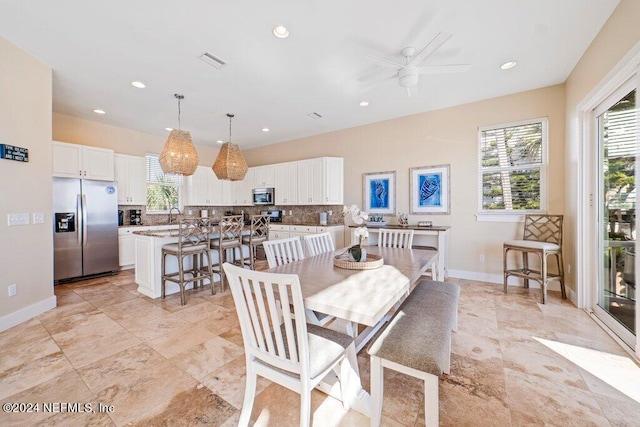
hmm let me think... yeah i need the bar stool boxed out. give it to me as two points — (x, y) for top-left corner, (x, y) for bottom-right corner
(241, 214), (270, 270)
(211, 215), (244, 292)
(161, 217), (214, 305)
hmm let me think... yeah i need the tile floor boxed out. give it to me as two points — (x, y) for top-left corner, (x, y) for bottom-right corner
(1, 270), (640, 426)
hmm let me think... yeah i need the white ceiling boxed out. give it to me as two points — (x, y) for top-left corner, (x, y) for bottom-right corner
(0, 0), (620, 149)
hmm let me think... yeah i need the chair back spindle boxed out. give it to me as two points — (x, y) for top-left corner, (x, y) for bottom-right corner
(304, 232), (335, 257)
(263, 236), (306, 268)
(378, 229), (414, 249)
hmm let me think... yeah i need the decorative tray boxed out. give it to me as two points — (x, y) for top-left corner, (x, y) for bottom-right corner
(365, 221), (387, 227)
(333, 253), (384, 270)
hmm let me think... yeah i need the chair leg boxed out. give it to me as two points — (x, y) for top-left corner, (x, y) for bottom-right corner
(161, 251), (166, 299)
(370, 355), (383, 427)
(179, 255), (186, 306)
(206, 249), (215, 295)
(557, 252), (566, 299)
(523, 251), (529, 289)
(503, 247), (509, 294)
(238, 365), (257, 427)
(424, 374), (439, 427)
(300, 390), (312, 427)
(540, 252), (548, 304)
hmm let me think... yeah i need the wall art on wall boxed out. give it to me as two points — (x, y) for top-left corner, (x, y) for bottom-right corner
(410, 164), (450, 214)
(363, 171), (396, 215)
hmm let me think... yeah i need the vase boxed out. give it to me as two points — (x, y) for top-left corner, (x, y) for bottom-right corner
(348, 245), (367, 262)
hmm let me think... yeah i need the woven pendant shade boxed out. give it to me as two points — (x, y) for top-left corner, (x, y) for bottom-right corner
(212, 141), (248, 181)
(159, 129), (199, 176)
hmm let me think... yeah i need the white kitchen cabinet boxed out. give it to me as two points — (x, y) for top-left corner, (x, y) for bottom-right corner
(219, 168), (254, 206)
(114, 154), (146, 205)
(298, 157), (343, 205)
(318, 225), (345, 249)
(253, 165), (275, 188)
(267, 224), (343, 249)
(274, 162), (298, 205)
(53, 141), (114, 181)
(268, 224), (290, 240)
(184, 166), (225, 206)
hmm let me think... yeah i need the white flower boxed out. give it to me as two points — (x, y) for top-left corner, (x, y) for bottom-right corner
(343, 204), (369, 225)
(354, 226), (369, 240)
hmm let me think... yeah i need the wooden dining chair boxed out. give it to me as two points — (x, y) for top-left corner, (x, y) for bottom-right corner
(303, 232), (335, 257)
(263, 236), (334, 327)
(378, 229), (415, 248)
(222, 262), (358, 427)
(503, 214), (565, 304)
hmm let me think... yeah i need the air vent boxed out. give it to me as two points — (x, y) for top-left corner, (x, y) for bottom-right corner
(307, 112), (323, 119)
(199, 52), (227, 69)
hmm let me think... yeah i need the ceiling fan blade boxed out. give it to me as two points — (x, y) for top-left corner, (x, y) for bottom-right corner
(367, 54), (403, 69)
(407, 32), (452, 67)
(417, 64), (471, 74)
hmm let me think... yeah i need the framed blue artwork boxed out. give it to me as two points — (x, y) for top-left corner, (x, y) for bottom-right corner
(363, 171), (396, 215)
(410, 164), (450, 214)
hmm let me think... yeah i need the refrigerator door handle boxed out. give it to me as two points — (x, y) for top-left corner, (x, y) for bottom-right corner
(77, 194), (82, 245)
(82, 194), (88, 247)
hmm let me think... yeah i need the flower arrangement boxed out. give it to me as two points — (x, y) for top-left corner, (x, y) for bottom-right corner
(343, 204), (369, 261)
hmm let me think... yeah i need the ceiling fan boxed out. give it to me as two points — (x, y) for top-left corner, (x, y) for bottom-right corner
(364, 32), (470, 97)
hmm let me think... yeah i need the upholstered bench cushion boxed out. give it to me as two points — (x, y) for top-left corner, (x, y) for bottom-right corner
(416, 279), (460, 298)
(162, 243), (209, 253)
(368, 289), (456, 376)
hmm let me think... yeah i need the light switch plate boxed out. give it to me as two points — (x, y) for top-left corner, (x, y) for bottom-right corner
(33, 213), (45, 224)
(7, 213), (30, 226)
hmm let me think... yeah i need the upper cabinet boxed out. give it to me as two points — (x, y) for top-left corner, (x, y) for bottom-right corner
(185, 166), (224, 206)
(298, 157), (343, 205)
(253, 165), (275, 188)
(53, 141), (114, 181)
(114, 154), (146, 205)
(274, 162), (298, 205)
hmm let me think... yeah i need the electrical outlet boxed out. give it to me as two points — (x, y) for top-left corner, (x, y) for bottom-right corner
(33, 212), (45, 224)
(7, 213), (30, 226)
(479, 254), (485, 263)
(289, 210), (292, 216)
(8, 284), (17, 297)
(327, 210), (333, 216)
(568, 264), (571, 274)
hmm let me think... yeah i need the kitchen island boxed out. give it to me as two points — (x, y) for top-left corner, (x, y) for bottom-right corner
(133, 228), (249, 298)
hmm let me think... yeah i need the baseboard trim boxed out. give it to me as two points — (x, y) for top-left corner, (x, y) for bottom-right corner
(447, 269), (576, 304)
(0, 295), (57, 332)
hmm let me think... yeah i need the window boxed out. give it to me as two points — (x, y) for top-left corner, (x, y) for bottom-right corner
(478, 118), (547, 215)
(146, 153), (181, 213)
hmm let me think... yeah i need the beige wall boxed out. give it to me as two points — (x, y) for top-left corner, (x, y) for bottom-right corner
(53, 113), (221, 166)
(0, 37), (54, 328)
(564, 0), (640, 299)
(244, 85), (566, 281)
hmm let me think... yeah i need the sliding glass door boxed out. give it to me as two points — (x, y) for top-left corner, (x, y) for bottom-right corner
(594, 78), (638, 350)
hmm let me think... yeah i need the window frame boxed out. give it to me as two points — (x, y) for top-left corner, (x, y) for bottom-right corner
(477, 117), (548, 221)
(145, 153), (183, 214)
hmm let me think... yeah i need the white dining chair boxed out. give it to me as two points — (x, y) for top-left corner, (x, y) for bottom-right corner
(222, 262), (358, 427)
(303, 232), (335, 257)
(263, 235), (334, 327)
(263, 236), (306, 268)
(378, 228), (415, 248)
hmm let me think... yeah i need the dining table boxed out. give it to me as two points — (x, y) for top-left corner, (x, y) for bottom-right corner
(266, 245), (439, 415)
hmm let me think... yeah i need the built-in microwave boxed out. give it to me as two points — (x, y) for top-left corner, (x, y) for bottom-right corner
(252, 187), (275, 205)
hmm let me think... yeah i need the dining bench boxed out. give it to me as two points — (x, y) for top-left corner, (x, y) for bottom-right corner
(368, 279), (460, 427)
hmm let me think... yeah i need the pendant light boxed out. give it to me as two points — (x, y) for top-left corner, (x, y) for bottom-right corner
(212, 113), (248, 181)
(159, 94), (199, 176)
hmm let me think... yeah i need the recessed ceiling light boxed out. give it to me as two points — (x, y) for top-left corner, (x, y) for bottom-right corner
(165, 127), (173, 131)
(131, 81), (146, 88)
(272, 25), (289, 39)
(360, 101), (369, 107)
(216, 140), (224, 144)
(262, 128), (270, 132)
(93, 109), (106, 115)
(500, 61), (517, 70)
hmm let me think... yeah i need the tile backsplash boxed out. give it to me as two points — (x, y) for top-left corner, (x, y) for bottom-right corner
(118, 205), (345, 226)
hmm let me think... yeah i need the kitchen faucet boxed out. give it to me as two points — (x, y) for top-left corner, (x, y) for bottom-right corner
(168, 207), (181, 224)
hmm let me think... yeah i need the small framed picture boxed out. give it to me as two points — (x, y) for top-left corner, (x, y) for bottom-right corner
(363, 171), (396, 215)
(410, 164), (450, 215)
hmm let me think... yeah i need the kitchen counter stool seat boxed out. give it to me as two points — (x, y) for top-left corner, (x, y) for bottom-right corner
(161, 217), (214, 306)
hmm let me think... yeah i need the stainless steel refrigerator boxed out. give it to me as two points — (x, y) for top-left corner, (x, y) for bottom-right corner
(53, 177), (119, 282)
